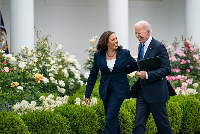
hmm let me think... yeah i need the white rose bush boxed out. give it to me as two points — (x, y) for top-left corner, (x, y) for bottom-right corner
(0, 32), (83, 111)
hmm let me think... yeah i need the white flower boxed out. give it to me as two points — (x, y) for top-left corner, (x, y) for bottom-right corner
(186, 88), (197, 95)
(27, 51), (33, 57)
(47, 94), (54, 99)
(182, 82), (188, 87)
(17, 86), (23, 91)
(62, 68), (69, 78)
(193, 83), (199, 89)
(56, 44), (63, 50)
(3, 67), (9, 72)
(33, 67), (38, 71)
(21, 46), (28, 52)
(9, 57), (16, 64)
(59, 80), (65, 87)
(39, 96), (46, 101)
(19, 61), (26, 69)
(128, 71), (137, 77)
(78, 80), (84, 86)
(58, 65), (63, 69)
(84, 72), (90, 79)
(175, 87), (181, 95)
(90, 97), (98, 106)
(89, 47), (93, 51)
(57, 86), (66, 94)
(69, 82), (74, 89)
(49, 73), (54, 77)
(43, 77), (49, 84)
(75, 98), (81, 105)
(50, 60), (55, 64)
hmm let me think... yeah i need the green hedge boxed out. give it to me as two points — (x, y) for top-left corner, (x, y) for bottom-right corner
(1, 94), (200, 133)
(54, 104), (99, 134)
(20, 110), (72, 134)
(0, 111), (29, 134)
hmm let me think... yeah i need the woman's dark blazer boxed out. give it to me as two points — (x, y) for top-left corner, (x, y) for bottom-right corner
(85, 49), (138, 100)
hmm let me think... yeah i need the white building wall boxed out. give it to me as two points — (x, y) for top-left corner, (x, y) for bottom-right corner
(1, 0), (186, 73)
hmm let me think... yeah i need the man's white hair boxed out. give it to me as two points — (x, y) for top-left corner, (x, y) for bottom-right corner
(134, 20), (152, 32)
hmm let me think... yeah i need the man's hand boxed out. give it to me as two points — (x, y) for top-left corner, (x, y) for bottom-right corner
(137, 71), (146, 79)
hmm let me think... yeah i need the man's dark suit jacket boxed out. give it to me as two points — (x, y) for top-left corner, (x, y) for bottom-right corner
(85, 49), (138, 100)
(130, 37), (175, 103)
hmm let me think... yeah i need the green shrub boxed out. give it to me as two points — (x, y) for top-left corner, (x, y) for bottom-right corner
(120, 99), (138, 133)
(178, 96), (200, 133)
(0, 111), (29, 134)
(54, 104), (99, 133)
(20, 110), (72, 134)
(119, 106), (133, 134)
(68, 93), (85, 105)
(167, 98), (182, 134)
(90, 98), (105, 134)
(145, 113), (157, 134)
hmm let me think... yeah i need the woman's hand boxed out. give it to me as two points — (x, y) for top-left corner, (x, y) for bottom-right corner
(85, 98), (90, 105)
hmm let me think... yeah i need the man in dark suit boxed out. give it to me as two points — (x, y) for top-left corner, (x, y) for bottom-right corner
(132, 20), (173, 134)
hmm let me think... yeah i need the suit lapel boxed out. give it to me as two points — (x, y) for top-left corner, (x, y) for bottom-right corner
(100, 51), (111, 72)
(144, 38), (155, 59)
(112, 50), (122, 72)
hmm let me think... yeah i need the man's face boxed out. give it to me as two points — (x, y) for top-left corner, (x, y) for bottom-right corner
(134, 25), (150, 43)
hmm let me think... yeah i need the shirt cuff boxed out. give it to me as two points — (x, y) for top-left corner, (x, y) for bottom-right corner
(146, 72), (148, 79)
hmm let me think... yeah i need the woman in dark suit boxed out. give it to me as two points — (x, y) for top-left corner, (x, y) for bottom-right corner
(85, 31), (138, 134)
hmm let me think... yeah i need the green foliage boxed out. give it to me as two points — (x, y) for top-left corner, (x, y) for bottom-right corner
(20, 110), (72, 134)
(167, 99), (182, 134)
(119, 106), (133, 134)
(127, 72), (139, 87)
(179, 96), (200, 133)
(54, 104), (99, 133)
(91, 98), (105, 134)
(145, 114), (157, 134)
(0, 111), (29, 134)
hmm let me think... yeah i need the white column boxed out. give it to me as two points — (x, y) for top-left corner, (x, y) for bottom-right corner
(186, 0), (200, 46)
(10, 0), (34, 54)
(108, 0), (129, 49)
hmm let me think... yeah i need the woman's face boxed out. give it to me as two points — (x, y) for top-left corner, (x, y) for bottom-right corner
(107, 33), (118, 50)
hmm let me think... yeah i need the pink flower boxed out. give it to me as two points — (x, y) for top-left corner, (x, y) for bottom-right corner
(169, 56), (177, 62)
(180, 79), (184, 83)
(186, 60), (190, 63)
(166, 46), (171, 50)
(175, 77), (179, 81)
(186, 69), (190, 73)
(2, 70), (6, 73)
(186, 39), (190, 44)
(181, 59), (186, 64)
(174, 50), (186, 57)
(193, 55), (199, 61)
(167, 76), (171, 81)
(186, 78), (193, 85)
(3, 61), (6, 65)
(172, 68), (180, 73)
(9, 68), (12, 71)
